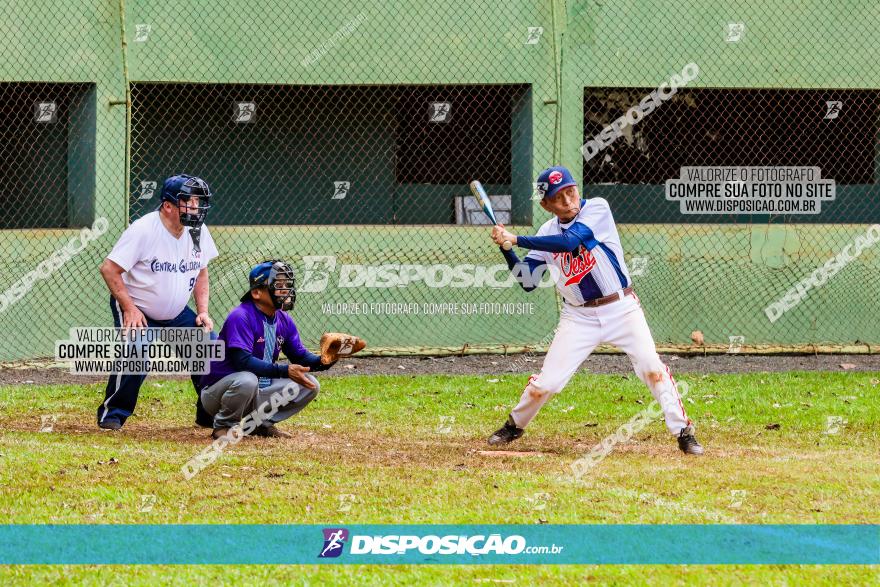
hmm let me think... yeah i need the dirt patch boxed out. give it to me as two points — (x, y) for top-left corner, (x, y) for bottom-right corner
(324, 353), (880, 376)
(477, 450), (548, 457)
(2, 352), (879, 386)
(1, 415), (565, 473)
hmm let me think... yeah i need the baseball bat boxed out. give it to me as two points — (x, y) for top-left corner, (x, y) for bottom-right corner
(469, 180), (512, 250)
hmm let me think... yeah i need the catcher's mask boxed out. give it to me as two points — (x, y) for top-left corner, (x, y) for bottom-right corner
(159, 174), (212, 228)
(241, 260), (296, 311)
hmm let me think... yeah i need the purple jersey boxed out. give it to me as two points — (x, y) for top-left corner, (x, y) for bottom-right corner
(200, 300), (310, 388)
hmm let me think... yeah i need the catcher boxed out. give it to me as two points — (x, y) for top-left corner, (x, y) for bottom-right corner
(199, 260), (365, 439)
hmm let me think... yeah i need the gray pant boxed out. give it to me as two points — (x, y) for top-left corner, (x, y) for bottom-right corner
(200, 371), (320, 430)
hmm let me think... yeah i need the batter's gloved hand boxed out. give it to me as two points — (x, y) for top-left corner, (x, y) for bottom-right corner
(319, 332), (367, 365)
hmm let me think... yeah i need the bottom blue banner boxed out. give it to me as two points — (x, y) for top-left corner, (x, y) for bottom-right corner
(0, 525), (877, 565)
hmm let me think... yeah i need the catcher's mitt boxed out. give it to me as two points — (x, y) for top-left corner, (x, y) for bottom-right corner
(319, 332), (367, 365)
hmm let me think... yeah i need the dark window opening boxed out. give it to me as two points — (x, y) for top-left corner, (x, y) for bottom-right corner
(130, 83), (532, 225)
(0, 82), (96, 229)
(582, 87), (879, 222)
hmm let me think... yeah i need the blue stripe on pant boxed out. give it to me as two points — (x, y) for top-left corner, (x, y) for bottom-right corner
(97, 296), (213, 426)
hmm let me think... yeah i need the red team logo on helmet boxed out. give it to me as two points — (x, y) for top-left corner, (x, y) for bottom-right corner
(548, 170), (563, 185)
(554, 245), (596, 286)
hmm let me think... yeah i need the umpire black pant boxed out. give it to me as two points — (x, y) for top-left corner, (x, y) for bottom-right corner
(96, 296), (213, 427)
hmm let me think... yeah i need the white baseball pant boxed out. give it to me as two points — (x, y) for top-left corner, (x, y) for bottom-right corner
(510, 291), (691, 435)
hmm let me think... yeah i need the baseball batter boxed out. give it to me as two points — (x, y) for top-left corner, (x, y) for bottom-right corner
(487, 165), (703, 455)
(96, 174), (218, 430)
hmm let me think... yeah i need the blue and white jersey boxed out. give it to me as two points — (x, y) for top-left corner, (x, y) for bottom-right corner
(524, 198), (630, 305)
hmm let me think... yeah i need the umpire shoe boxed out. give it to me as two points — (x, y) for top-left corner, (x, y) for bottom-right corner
(98, 419), (122, 431)
(252, 424), (292, 438)
(677, 425), (704, 455)
(487, 416), (524, 446)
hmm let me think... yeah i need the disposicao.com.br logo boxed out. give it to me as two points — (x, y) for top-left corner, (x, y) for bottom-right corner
(318, 528), (563, 558)
(319, 528), (349, 558)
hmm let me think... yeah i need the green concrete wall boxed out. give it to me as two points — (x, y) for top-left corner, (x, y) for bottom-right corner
(0, 0), (878, 361)
(560, 0), (880, 347)
(0, 1), (127, 360)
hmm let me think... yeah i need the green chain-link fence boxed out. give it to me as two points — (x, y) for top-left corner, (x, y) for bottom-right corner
(565, 1), (880, 349)
(1, 0), (878, 361)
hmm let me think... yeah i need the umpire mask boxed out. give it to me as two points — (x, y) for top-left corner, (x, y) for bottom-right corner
(160, 174), (212, 229)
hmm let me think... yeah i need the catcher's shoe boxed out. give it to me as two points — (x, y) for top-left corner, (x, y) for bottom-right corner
(195, 399), (213, 428)
(211, 427), (231, 440)
(487, 417), (524, 446)
(252, 424), (292, 438)
(677, 425), (704, 455)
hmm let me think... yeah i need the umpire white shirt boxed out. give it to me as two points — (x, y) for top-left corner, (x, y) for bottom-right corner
(106, 211), (218, 320)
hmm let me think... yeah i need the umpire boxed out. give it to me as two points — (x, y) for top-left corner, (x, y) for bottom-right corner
(96, 174), (218, 430)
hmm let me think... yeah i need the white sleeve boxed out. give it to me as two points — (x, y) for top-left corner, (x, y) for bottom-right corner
(198, 225), (219, 268)
(578, 199), (614, 242)
(106, 221), (146, 272)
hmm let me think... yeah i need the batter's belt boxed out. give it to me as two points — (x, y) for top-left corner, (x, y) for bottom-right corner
(565, 286), (635, 308)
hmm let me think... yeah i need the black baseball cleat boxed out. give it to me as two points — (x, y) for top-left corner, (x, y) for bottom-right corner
(98, 419), (122, 431)
(487, 417), (524, 446)
(677, 425), (704, 455)
(252, 424), (292, 438)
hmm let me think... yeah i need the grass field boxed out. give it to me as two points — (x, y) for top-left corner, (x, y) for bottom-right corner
(0, 370), (878, 585)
